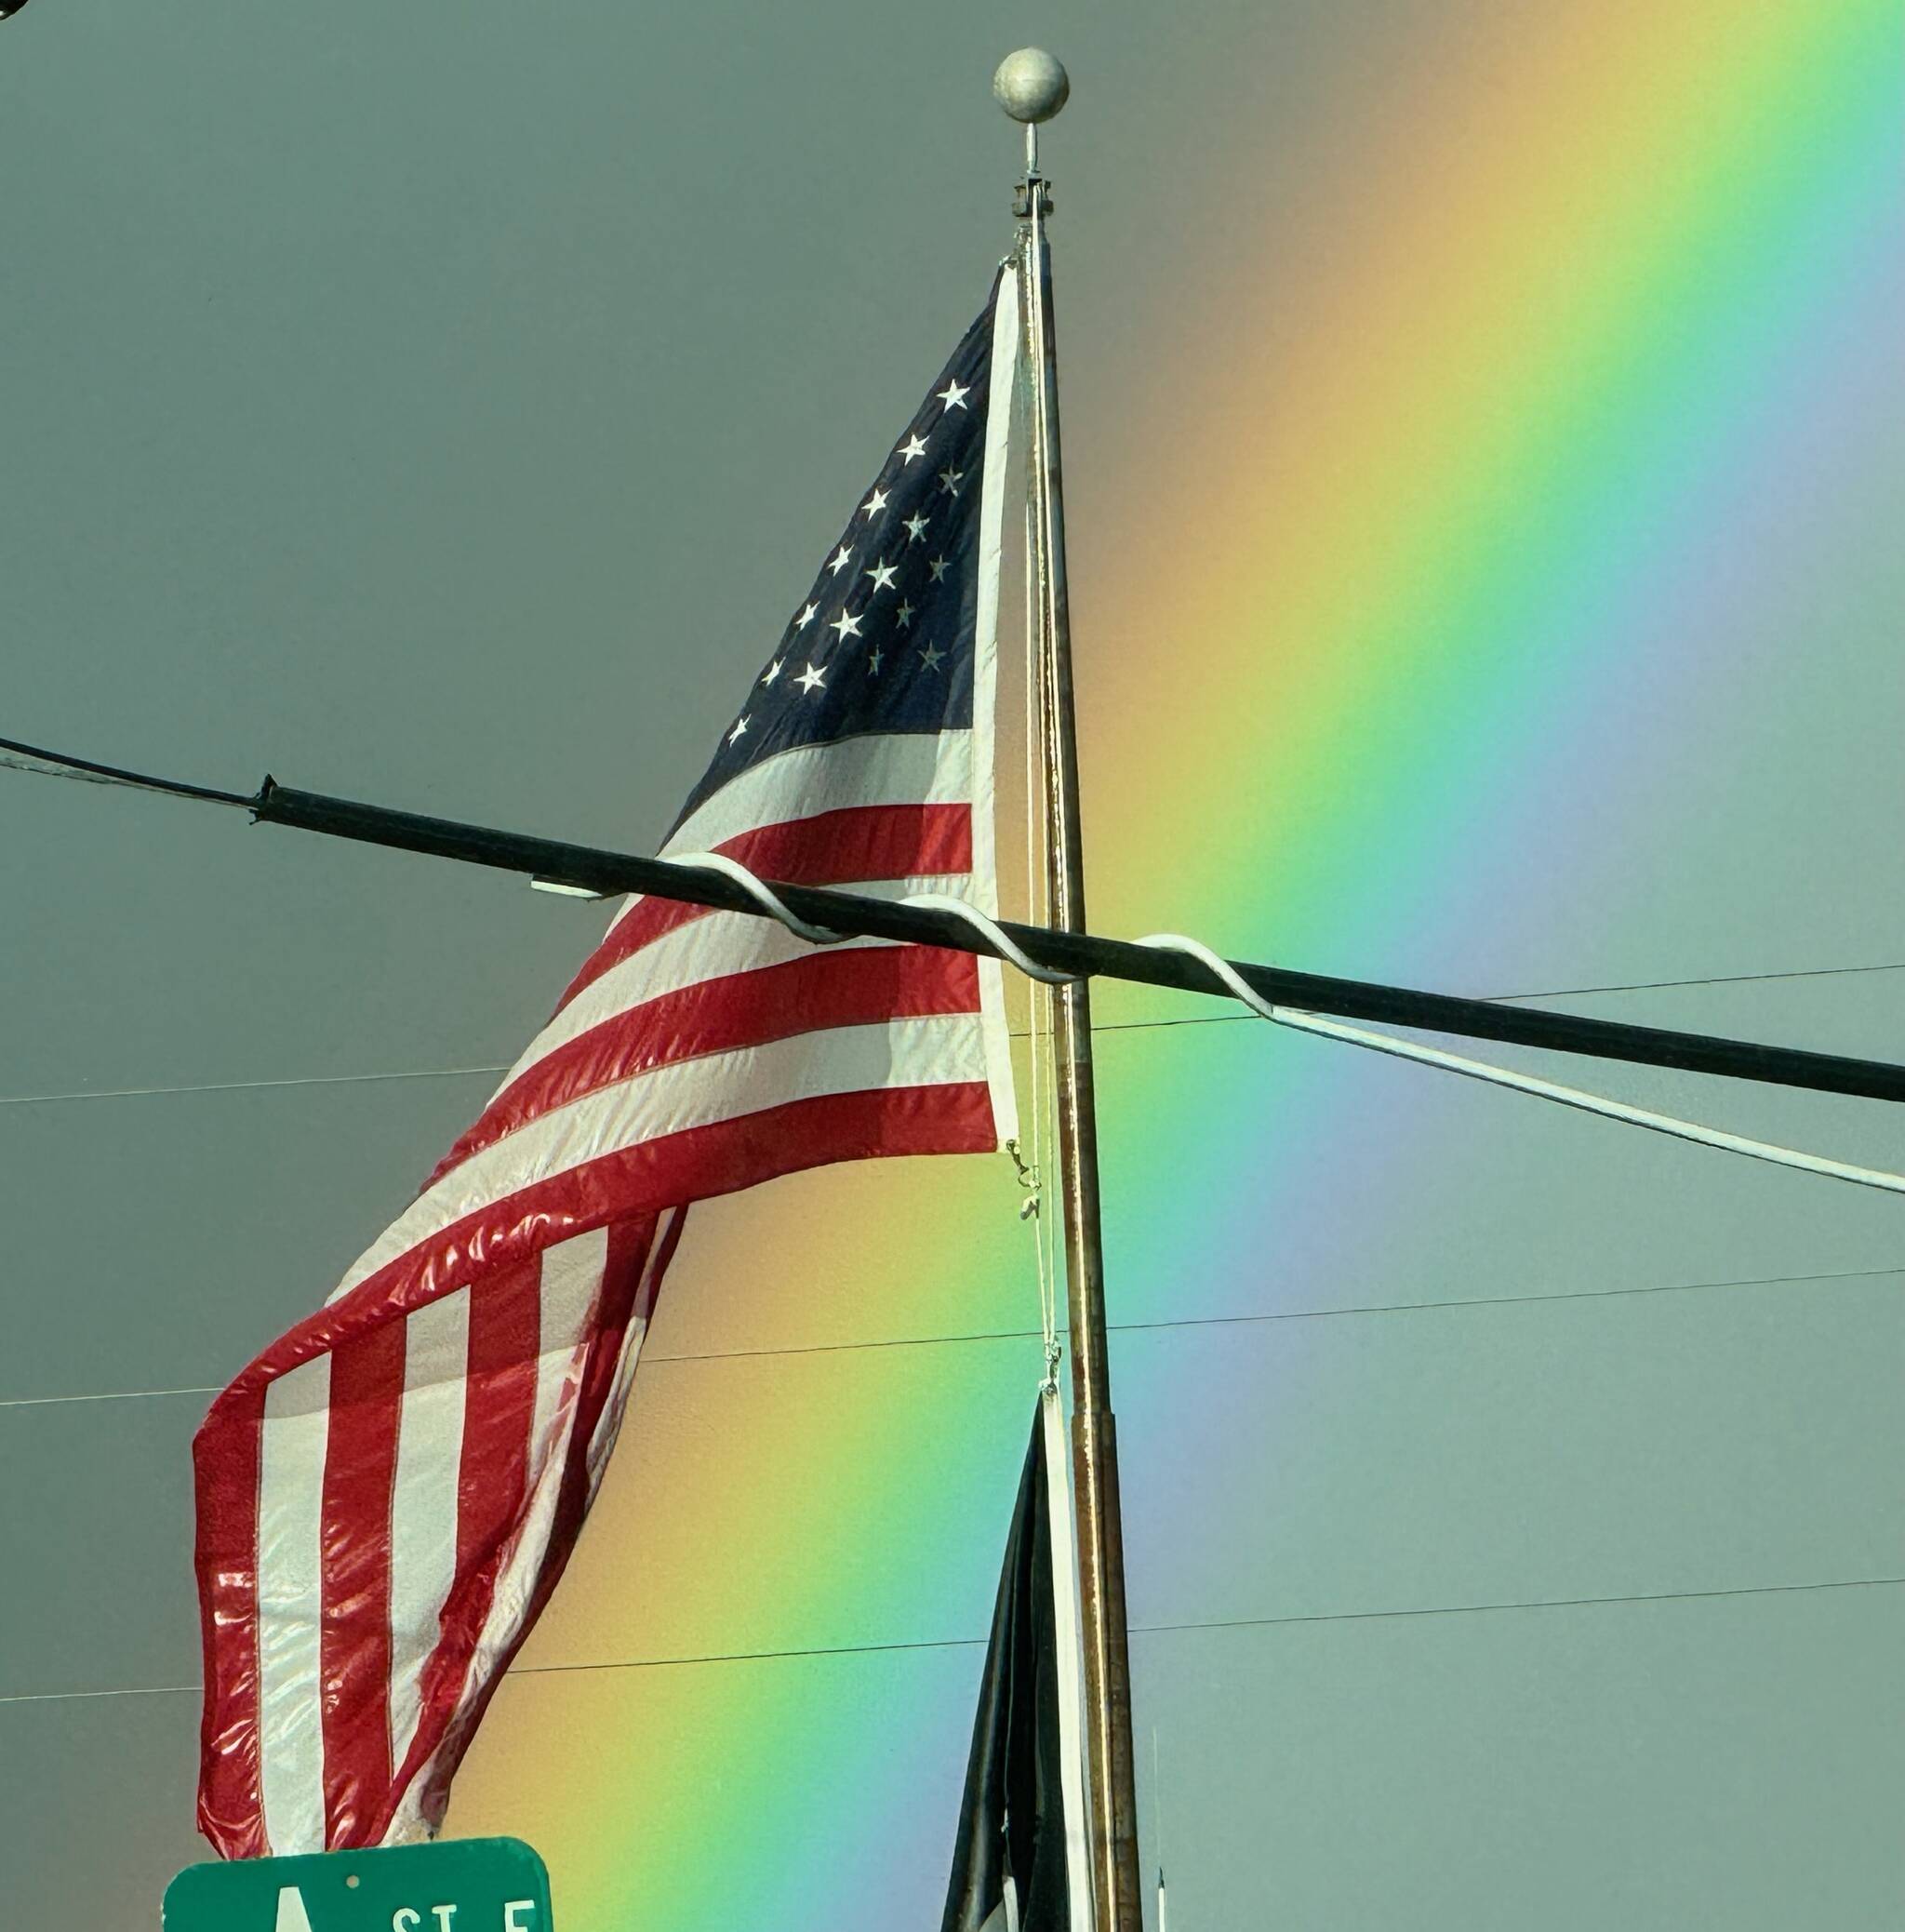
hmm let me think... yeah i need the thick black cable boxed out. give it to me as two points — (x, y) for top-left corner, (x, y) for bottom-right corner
(9, 741), (1905, 1105)
(253, 779), (1905, 1105)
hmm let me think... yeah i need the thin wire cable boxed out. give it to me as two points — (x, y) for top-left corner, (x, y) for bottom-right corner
(7, 941), (1902, 1109)
(0, 1383), (221, 1411)
(10, 1259), (1896, 1412)
(1077, 953), (1905, 1041)
(0, 734), (253, 808)
(1489, 959), (1905, 1003)
(0, 1064), (510, 1110)
(1134, 1572), (1905, 1638)
(9, 1573), (1899, 1709)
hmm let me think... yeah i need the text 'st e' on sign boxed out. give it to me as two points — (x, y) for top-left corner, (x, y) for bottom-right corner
(163, 1837), (553, 1931)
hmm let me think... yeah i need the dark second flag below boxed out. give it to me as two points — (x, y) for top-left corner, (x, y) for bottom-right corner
(941, 1392), (1094, 1932)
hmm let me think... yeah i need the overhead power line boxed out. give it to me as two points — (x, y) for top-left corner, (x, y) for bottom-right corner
(7, 955), (1905, 1111)
(7, 1572), (1900, 1709)
(0, 1065), (510, 1111)
(5, 1259), (1897, 1413)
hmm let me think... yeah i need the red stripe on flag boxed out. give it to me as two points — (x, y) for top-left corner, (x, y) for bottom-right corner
(433, 943), (981, 1186)
(316, 1319), (405, 1846)
(547, 1080), (999, 1230)
(193, 1381), (269, 1859)
(557, 802), (973, 1010)
(456, 1259), (542, 1582)
(378, 1254), (555, 1832)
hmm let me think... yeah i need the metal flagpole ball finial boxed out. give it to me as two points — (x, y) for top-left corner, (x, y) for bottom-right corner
(992, 48), (1070, 124)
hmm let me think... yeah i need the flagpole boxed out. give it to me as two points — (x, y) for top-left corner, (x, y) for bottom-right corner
(996, 49), (1145, 1932)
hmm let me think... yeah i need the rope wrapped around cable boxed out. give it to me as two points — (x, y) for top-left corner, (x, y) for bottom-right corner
(1124, 933), (1905, 1199)
(669, 853), (1079, 986)
(673, 852), (1905, 1198)
(9, 739), (1905, 1123)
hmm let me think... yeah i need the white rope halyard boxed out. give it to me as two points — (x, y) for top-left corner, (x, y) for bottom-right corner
(659, 853), (1905, 1202)
(1130, 931), (1905, 1200)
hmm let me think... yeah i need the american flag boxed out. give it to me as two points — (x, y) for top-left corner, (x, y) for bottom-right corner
(193, 261), (1022, 1857)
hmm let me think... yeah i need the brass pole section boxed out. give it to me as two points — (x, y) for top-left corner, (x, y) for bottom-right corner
(1020, 175), (1145, 1932)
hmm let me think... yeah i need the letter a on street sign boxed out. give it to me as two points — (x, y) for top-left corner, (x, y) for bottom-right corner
(163, 1836), (553, 1932)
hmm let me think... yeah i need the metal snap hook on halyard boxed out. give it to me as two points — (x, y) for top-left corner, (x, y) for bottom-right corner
(1005, 1136), (1043, 1221)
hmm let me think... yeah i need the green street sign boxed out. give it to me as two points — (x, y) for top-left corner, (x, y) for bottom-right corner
(163, 1837), (553, 1932)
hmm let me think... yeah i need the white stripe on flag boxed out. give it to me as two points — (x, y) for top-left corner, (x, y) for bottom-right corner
(530, 1225), (610, 1464)
(338, 1015), (985, 1300)
(970, 258), (1021, 1147)
(655, 728), (973, 872)
(386, 1287), (471, 1772)
(256, 1352), (332, 1856)
(497, 872), (972, 1095)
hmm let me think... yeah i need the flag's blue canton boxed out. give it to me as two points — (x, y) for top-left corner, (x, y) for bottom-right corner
(674, 280), (1000, 829)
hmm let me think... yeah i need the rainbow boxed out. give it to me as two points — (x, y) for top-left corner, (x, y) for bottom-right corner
(446, 3), (1903, 1922)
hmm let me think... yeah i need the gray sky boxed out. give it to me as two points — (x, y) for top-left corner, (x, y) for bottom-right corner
(4, 2), (1902, 1927)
